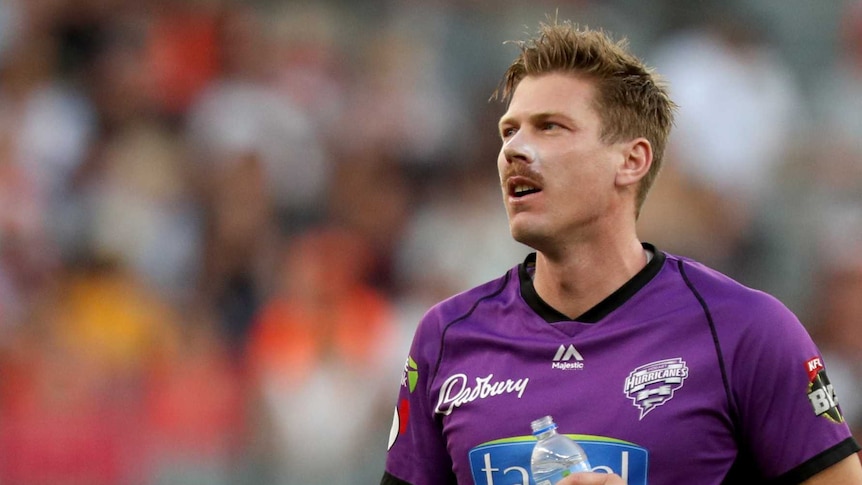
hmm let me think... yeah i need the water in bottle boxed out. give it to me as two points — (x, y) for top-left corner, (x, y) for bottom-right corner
(530, 415), (591, 485)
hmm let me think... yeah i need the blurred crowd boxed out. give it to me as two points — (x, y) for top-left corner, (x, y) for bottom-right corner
(0, 0), (860, 483)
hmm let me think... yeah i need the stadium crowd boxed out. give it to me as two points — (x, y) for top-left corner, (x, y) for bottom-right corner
(0, 0), (859, 483)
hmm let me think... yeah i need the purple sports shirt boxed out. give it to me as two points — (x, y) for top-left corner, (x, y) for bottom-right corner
(382, 245), (859, 485)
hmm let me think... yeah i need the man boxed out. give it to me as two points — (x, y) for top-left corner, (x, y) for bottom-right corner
(381, 20), (862, 485)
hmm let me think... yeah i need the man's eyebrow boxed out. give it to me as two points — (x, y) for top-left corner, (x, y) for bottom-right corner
(499, 111), (572, 130)
(529, 111), (569, 122)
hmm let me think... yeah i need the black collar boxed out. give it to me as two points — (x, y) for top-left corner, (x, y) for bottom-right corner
(518, 243), (666, 323)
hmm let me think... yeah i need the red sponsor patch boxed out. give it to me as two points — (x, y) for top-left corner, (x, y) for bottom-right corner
(398, 398), (410, 434)
(805, 356), (824, 382)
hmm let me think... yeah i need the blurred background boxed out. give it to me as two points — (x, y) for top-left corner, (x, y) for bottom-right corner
(0, 0), (860, 483)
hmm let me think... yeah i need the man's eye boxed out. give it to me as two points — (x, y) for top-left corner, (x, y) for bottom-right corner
(501, 127), (516, 138)
(542, 122), (560, 131)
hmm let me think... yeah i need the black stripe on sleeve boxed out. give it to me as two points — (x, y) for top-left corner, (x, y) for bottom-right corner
(678, 259), (735, 420)
(431, 272), (511, 386)
(770, 437), (861, 485)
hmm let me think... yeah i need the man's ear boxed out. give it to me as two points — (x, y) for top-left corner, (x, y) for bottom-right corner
(616, 138), (652, 188)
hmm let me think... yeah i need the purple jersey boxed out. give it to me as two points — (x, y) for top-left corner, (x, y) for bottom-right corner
(382, 245), (859, 485)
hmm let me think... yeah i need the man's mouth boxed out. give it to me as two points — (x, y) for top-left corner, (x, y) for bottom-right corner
(507, 177), (542, 198)
(513, 184), (541, 197)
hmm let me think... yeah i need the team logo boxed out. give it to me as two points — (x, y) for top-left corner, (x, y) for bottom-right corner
(806, 356), (844, 423)
(552, 344), (585, 370)
(402, 355), (418, 393)
(624, 358), (689, 420)
(389, 356), (419, 450)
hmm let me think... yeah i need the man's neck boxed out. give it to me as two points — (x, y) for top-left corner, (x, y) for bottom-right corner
(532, 238), (649, 320)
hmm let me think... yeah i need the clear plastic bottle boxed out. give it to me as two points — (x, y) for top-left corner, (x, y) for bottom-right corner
(530, 415), (591, 485)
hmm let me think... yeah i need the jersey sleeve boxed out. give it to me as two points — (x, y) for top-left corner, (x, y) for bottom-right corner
(722, 290), (860, 481)
(382, 306), (457, 485)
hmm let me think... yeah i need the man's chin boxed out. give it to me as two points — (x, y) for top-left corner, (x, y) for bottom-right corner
(510, 226), (549, 251)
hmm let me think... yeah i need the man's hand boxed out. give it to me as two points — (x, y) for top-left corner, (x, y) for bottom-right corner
(557, 472), (627, 485)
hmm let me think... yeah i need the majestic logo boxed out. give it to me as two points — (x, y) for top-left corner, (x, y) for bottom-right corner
(806, 356), (844, 423)
(552, 344), (585, 370)
(624, 358), (689, 419)
(435, 373), (529, 416)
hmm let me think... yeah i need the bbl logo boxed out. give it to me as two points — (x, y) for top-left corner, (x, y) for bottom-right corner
(806, 357), (843, 423)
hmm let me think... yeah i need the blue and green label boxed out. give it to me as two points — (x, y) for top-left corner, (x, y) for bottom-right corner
(468, 435), (648, 485)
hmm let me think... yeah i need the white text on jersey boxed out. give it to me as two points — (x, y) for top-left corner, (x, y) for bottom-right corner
(435, 373), (529, 415)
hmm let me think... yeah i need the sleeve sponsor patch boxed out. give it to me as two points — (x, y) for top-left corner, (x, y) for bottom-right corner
(805, 356), (844, 423)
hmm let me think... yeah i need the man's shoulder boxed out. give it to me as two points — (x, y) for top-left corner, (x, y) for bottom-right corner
(664, 252), (768, 295)
(662, 251), (795, 321)
(421, 265), (520, 327)
(438, 268), (517, 311)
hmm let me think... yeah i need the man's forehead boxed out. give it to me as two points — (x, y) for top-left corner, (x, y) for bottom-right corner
(500, 73), (598, 121)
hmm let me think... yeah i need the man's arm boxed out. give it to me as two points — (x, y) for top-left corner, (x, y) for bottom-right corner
(801, 454), (862, 485)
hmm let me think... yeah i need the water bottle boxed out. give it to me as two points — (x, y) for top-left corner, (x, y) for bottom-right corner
(530, 415), (591, 485)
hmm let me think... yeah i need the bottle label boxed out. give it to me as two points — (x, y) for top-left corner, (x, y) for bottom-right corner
(468, 435), (648, 485)
(534, 462), (591, 485)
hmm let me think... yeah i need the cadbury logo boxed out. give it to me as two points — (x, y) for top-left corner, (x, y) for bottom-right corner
(435, 373), (529, 415)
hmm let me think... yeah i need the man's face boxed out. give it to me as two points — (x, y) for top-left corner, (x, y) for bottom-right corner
(497, 72), (627, 251)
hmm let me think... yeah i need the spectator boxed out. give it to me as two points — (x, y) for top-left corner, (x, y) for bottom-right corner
(245, 226), (401, 484)
(644, 11), (805, 278)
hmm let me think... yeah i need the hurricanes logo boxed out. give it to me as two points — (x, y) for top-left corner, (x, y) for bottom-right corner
(624, 358), (689, 420)
(806, 357), (843, 423)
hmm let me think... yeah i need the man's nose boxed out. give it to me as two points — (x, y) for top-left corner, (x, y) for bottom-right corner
(502, 131), (534, 164)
